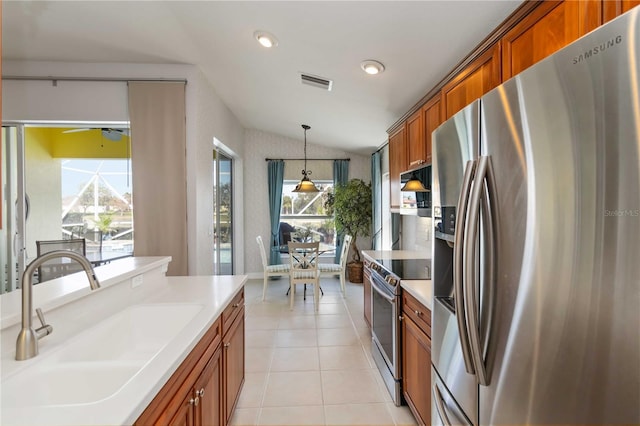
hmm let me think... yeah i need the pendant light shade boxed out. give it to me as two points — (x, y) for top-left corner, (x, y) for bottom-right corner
(401, 172), (429, 192)
(292, 125), (320, 193)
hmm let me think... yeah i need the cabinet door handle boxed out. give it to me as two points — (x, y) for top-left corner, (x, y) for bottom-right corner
(198, 388), (205, 397)
(224, 342), (231, 348)
(232, 303), (240, 308)
(189, 396), (200, 406)
(414, 310), (422, 316)
(398, 315), (404, 321)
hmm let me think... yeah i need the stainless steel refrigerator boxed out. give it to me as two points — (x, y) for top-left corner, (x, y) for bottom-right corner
(431, 8), (640, 425)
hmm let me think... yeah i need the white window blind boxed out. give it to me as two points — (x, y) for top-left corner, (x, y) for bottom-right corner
(128, 81), (188, 275)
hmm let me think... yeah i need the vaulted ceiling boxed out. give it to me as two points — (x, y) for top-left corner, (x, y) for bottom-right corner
(3, 1), (522, 154)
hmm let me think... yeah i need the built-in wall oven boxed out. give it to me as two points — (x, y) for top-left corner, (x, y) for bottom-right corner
(369, 258), (430, 406)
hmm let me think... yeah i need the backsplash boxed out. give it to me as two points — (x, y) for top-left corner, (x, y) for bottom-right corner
(401, 215), (432, 257)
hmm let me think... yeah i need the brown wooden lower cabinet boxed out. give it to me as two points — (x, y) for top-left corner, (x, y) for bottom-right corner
(168, 345), (222, 426)
(168, 391), (195, 426)
(135, 288), (244, 426)
(223, 308), (245, 424)
(402, 291), (432, 426)
(194, 346), (223, 426)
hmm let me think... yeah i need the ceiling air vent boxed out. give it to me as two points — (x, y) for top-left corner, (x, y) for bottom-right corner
(300, 73), (333, 91)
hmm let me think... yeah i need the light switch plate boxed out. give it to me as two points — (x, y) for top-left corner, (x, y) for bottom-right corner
(131, 274), (144, 288)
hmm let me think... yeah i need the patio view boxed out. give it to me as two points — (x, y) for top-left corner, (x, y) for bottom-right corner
(61, 159), (133, 254)
(280, 180), (335, 248)
(1, 126), (134, 292)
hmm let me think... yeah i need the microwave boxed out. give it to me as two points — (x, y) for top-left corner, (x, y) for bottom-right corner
(400, 165), (432, 217)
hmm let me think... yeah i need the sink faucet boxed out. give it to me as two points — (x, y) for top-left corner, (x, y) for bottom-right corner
(16, 250), (101, 361)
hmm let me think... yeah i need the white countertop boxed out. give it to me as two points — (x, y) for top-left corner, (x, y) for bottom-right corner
(1, 256), (172, 329)
(362, 249), (429, 261)
(401, 279), (433, 311)
(1, 263), (247, 426)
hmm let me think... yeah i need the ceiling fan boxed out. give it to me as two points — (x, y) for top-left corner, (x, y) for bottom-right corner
(63, 128), (129, 142)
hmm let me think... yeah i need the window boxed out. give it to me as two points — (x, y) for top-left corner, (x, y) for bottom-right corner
(61, 159), (133, 253)
(280, 180), (335, 248)
(213, 149), (233, 274)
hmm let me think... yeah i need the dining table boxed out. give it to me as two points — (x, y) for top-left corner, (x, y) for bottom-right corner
(85, 251), (133, 267)
(273, 242), (335, 255)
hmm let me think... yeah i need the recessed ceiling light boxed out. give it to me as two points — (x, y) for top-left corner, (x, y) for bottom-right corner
(254, 30), (278, 48)
(361, 60), (385, 75)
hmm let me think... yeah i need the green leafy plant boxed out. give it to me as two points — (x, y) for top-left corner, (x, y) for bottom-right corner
(93, 213), (114, 235)
(324, 178), (372, 263)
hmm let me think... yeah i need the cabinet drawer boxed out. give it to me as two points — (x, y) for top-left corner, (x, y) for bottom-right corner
(402, 291), (431, 337)
(223, 288), (244, 336)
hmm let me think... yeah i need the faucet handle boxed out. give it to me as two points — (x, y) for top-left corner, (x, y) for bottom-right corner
(35, 308), (47, 326)
(35, 308), (53, 338)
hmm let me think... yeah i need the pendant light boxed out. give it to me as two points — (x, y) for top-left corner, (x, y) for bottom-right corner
(292, 124), (320, 193)
(401, 172), (429, 192)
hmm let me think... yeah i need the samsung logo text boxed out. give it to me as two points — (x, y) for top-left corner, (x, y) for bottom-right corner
(604, 209), (639, 217)
(573, 35), (623, 64)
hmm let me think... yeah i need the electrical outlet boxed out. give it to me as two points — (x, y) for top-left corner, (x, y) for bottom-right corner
(131, 274), (144, 288)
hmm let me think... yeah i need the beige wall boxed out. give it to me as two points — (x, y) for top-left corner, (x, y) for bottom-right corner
(401, 215), (432, 258)
(189, 69), (245, 275)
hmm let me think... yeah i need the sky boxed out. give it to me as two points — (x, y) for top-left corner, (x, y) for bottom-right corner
(60, 159), (131, 199)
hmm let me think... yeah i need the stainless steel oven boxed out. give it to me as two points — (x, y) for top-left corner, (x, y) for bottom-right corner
(370, 267), (402, 405)
(369, 258), (430, 406)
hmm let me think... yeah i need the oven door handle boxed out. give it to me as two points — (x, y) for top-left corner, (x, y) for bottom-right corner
(371, 278), (396, 303)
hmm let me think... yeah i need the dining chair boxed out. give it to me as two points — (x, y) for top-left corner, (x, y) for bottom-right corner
(256, 235), (290, 301)
(288, 241), (320, 311)
(35, 238), (87, 283)
(319, 234), (352, 297)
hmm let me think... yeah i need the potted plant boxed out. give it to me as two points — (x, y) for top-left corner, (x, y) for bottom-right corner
(323, 178), (372, 283)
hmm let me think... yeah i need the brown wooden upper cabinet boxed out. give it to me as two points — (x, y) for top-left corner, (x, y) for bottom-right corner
(406, 109), (425, 169)
(502, 1), (603, 80)
(386, 0), (640, 204)
(604, 0), (640, 22)
(441, 43), (501, 120)
(388, 126), (407, 209)
(405, 94), (443, 168)
(422, 95), (442, 165)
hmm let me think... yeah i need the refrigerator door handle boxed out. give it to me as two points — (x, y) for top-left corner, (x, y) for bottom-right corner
(478, 158), (497, 386)
(432, 383), (453, 426)
(454, 159), (476, 375)
(464, 155), (495, 386)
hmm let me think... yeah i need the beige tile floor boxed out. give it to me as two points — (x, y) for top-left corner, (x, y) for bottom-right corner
(231, 277), (418, 426)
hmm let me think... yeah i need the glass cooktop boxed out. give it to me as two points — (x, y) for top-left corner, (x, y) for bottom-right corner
(372, 258), (431, 280)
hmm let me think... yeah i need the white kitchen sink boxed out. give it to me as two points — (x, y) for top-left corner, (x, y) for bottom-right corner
(2, 303), (203, 407)
(60, 303), (205, 363)
(2, 362), (142, 406)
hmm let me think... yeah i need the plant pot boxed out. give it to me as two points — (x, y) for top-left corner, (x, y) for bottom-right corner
(347, 261), (364, 283)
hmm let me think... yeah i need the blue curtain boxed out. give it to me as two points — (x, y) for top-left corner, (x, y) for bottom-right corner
(371, 151), (382, 250)
(333, 160), (349, 262)
(268, 160), (285, 264)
